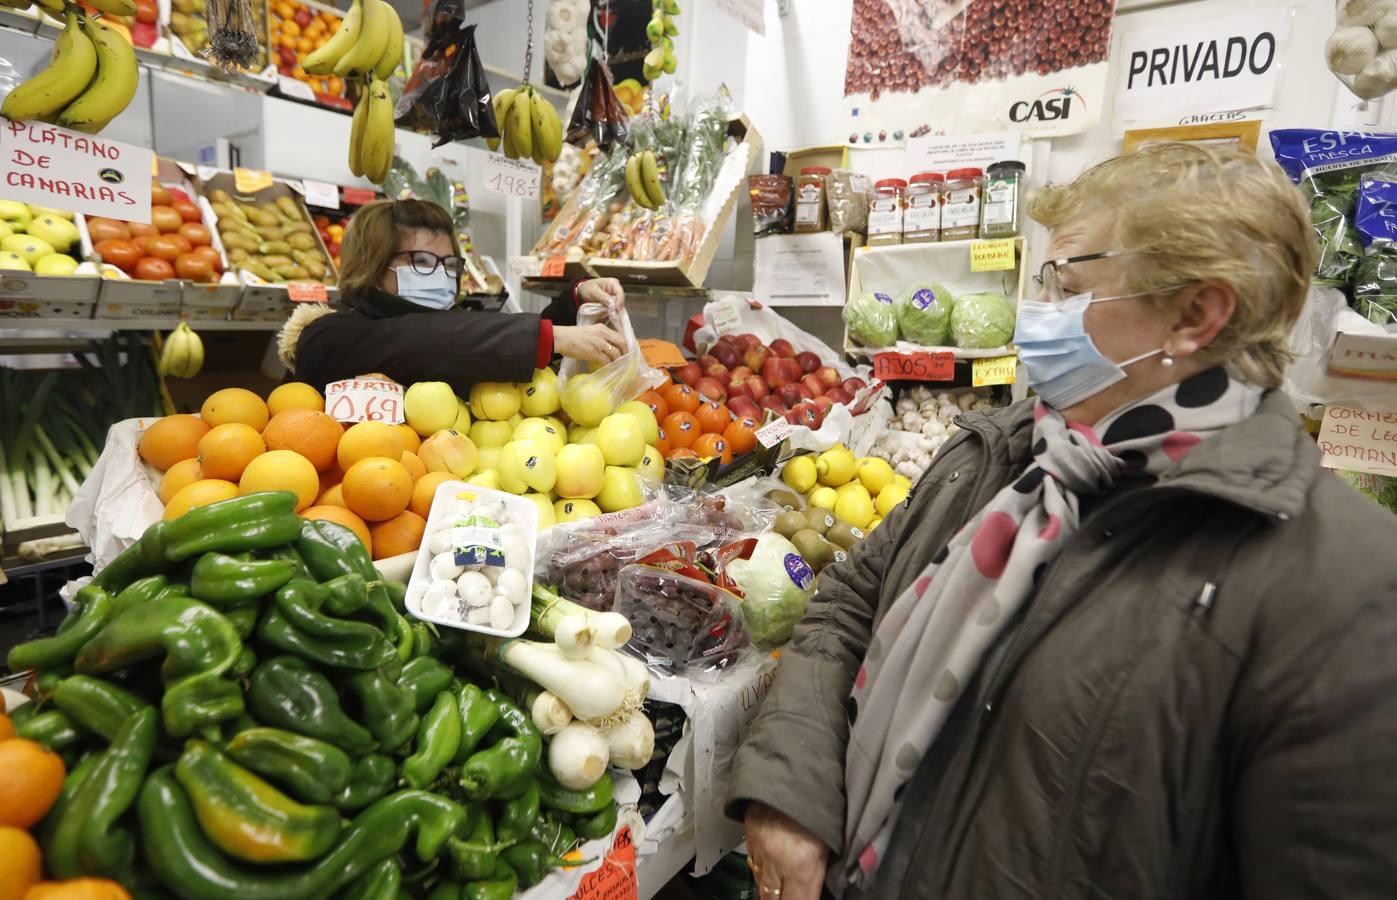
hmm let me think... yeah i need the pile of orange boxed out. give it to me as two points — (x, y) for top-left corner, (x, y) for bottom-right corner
(638, 372), (760, 466)
(138, 382), (432, 561)
(269, 0), (348, 97)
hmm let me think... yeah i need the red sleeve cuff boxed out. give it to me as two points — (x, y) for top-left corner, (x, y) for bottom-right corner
(536, 318), (553, 370)
(572, 279), (587, 307)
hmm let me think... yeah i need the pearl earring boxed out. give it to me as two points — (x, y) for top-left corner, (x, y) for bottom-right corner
(1161, 351), (1175, 367)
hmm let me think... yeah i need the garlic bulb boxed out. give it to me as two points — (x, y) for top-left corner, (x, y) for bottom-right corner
(1354, 49), (1397, 98)
(1340, 0), (1395, 26)
(1378, 12), (1397, 47)
(1328, 26), (1381, 75)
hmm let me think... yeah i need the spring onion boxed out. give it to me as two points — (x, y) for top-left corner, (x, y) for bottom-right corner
(548, 721), (611, 790)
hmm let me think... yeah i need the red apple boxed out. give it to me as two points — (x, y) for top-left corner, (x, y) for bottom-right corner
(703, 361), (731, 383)
(795, 351), (822, 374)
(736, 333), (763, 351)
(796, 384), (815, 402)
(698, 353), (719, 370)
(797, 404), (821, 429)
(825, 387), (853, 405)
(777, 384), (804, 408)
(769, 338), (796, 359)
(711, 342), (742, 369)
(800, 373), (827, 398)
(731, 365), (753, 382)
(695, 377), (727, 401)
(674, 362), (702, 387)
(815, 366), (842, 389)
(780, 358), (803, 385)
(783, 408), (801, 424)
(760, 358), (790, 389)
(729, 396), (761, 420)
(744, 375), (770, 401)
(842, 377), (867, 395)
(744, 345), (771, 372)
(760, 395), (788, 416)
(812, 395), (835, 417)
(728, 375), (752, 399)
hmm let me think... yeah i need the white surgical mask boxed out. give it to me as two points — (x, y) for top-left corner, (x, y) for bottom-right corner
(395, 265), (458, 310)
(1014, 291), (1162, 409)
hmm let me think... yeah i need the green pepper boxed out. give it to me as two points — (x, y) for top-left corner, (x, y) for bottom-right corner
(248, 656), (377, 755)
(343, 858), (402, 900)
(8, 699), (39, 729)
(38, 751), (101, 859)
(402, 689), (461, 789)
(464, 859), (517, 900)
(232, 645), (258, 677)
(496, 779), (540, 844)
(191, 553), (296, 606)
(384, 580), (408, 614)
(259, 579), (397, 671)
(51, 675), (151, 743)
(160, 492), (304, 562)
(359, 588), (414, 663)
(8, 585), (114, 672)
(398, 657), (454, 713)
(410, 621), (433, 660)
(333, 753), (397, 811)
(175, 739), (343, 864)
(459, 692), (541, 799)
(536, 768), (613, 815)
(500, 838), (572, 888)
(343, 667), (419, 755)
(74, 594), (244, 737)
(529, 814), (577, 857)
(225, 727), (353, 805)
(264, 544), (312, 580)
(446, 813), (497, 882)
(91, 521), (172, 593)
(296, 518), (404, 655)
(111, 575), (171, 617)
(139, 767), (466, 900)
(426, 884), (464, 900)
(33, 670), (65, 701)
(225, 604), (261, 640)
(45, 705), (157, 877)
(18, 708), (82, 750)
(573, 801), (619, 840)
(453, 683), (501, 763)
(323, 572), (370, 616)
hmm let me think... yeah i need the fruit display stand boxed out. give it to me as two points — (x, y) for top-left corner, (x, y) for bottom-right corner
(0, 212), (102, 321)
(265, 0), (354, 110)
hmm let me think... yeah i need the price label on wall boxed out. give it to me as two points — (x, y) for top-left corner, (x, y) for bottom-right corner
(482, 153), (541, 200)
(969, 238), (1017, 272)
(872, 351), (955, 382)
(287, 282), (328, 303)
(972, 354), (1017, 386)
(325, 378), (405, 424)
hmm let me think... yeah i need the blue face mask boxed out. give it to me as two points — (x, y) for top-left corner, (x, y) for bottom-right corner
(395, 265), (458, 310)
(1013, 292), (1162, 410)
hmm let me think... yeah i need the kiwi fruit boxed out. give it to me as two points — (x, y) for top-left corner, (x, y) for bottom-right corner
(832, 547), (849, 567)
(767, 489), (803, 511)
(775, 510), (808, 539)
(791, 529), (835, 572)
(804, 507), (836, 535)
(826, 522), (866, 551)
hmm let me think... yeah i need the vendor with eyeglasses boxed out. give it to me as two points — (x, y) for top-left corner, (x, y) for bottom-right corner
(277, 198), (626, 392)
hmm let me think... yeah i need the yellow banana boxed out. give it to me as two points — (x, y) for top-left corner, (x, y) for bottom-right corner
(640, 150), (665, 207)
(529, 90), (561, 164)
(57, 17), (138, 134)
(31, 0), (63, 18)
(362, 77), (394, 184)
(85, 0), (136, 16)
(347, 88), (368, 177)
(3, 13), (97, 123)
(302, 0), (363, 76)
(507, 87), (533, 161)
(159, 323), (192, 378)
(177, 323), (204, 378)
(489, 87), (516, 154)
(372, 1), (403, 80)
(625, 154), (652, 209)
(0, 0), (33, 10)
(334, 0), (389, 80)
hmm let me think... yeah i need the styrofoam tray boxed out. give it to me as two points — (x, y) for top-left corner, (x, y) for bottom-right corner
(405, 480), (538, 637)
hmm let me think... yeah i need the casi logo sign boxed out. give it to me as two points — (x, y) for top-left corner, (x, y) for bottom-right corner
(1009, 87), (1085, 123)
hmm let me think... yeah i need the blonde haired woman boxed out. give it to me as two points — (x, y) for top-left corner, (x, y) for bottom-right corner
(731, 143), (1397, 900)
(278, 199), (625, 390)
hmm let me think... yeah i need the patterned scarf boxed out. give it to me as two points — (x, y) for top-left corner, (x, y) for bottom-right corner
(838, 368), (1262, 892)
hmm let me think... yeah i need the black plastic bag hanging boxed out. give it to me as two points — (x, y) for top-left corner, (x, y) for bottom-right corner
(395, 11), (500, 147)
(565, 56), (629, 151)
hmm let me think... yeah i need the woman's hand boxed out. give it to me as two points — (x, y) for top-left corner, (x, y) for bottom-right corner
(745, 802), (829, 900)
(577, 277), (625, 312)
(554, 324), (625, 365)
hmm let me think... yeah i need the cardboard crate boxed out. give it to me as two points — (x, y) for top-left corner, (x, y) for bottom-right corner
(0, 209), (100, 317)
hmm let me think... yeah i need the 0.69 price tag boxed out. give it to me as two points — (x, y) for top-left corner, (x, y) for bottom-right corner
(482, 153), (541, 200)
(324, 378), (405, 424)
(872, 351), (955, 382)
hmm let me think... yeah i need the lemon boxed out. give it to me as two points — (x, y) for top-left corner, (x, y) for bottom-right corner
(835, 486), (875, 530)
(856, 457), (896, 495)
(816, 447), (856, 487)
(876, 483), (910, 517)
(809, 486), (838, 510)
(782, 456), (817, 493)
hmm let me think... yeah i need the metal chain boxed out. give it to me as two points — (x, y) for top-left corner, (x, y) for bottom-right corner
(523, 0), (534, 86)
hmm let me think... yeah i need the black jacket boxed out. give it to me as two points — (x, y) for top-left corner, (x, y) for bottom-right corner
(286, 284), (580, 396)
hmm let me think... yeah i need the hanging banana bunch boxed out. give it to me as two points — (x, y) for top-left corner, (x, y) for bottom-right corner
(490, 85), (562, 165)
(642, 0), (679, 81)
(313, 0), (404, 185)
(157, 322), (205, 379)
(1, 10), (140, 135)
(625, 150), (665, 209)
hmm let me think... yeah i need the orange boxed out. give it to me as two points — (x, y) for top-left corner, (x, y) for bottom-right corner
(392, 424), (421, 454)
(262, 410), (342, 472)
(201, 388), (270, 432)
(0, 739), (65, 829)
(637, 390), (669, 423)
(318, 460), (344, 495)
(661, 412), (700, 449)
(239, 450), (319, 511)
(317, 483), (346, 508)
(654, 426), (671, 457)
(692, 433), (732, 464)
(297, 36), (313, 53)
(196, 423), (266, 482)
(0, 825), (41, 900)
(163, 479), (239, 519)
(661, 383), (700, 415)
(138, 415), (209, 471)
(341, 457), (413, 522)
(695, 400), (731, 435)
(667, 447), (699, 460)
(302, 505), (372, 554)
(410, 471), (454, 519)
(723, 417), (760, 455)
(369, 510), (427, 560)
(157, 458), (203, 505)
(0, 713), (12, 742)
(266, 382), (324, 416)
(22, 880), (132, 900)
(400, 450), (426, 483)
(337, 421), (400, 471)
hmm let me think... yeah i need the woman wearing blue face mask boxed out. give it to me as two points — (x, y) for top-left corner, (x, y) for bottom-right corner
(279, 198), (626, 393)
(730, 143), (1397, 900)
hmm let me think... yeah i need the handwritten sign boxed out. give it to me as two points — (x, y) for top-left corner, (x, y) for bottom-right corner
(541, 255), (566, 278)
(872, 350), (955, 382)
(482, 153), (541, 199)
(714, 0), (765, 34)
(969, 238), (1017, 272)
(278, 75), (316, 102)
(325, 378), (405, 424)
(707, 300), (743, 336)
(972, 354), (1017, 386)
(1317, 404), (1397, 476)
(0, 119), (153, 222)
(343, 187), (376, 205)
(234, 167), (274, 194)
(287, 281), (328, 303)
(1326, 332), (1397, 382)
(755, 418), (794, 449)
(300, 178), (340, 210)
(639, 338), (686, 368)
(569, 827), (636, 900)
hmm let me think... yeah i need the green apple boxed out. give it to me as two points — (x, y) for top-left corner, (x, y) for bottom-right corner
(468, 419), (513, 450)
(0, 200), (32, 231)
(513, 417), (566, 455)
(498, 439), (557, 495)
(554, 498), (600, 523)
(35, 253), (78, 276)
(596, 466), (644, 512)
(615, 401), (660, 444)
(521, 492), (557, 529)
(1, 233), (53, 266)
(27, 216), (80, 253)
(27, 204), (73, 220)
(0, 251), (31, 271)
(553, 443), (605, 499)
(597, 413), (645, 466)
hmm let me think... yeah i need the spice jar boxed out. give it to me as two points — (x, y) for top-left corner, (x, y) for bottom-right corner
(903, 172), (944, 244)
(794, 166), (831, 233)
(941, 168), (983, 241)
(981, 161), (1025, 238)
(867, 178), (906, 247)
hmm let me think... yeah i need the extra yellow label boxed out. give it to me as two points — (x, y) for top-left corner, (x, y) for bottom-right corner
(969, 238), (1016, 272)
(972, 354), (1017, 386)
(234, 167), (274, 195)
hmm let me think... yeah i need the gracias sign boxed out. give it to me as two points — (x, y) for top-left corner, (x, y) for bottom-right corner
(1114, 8), (1289, 127)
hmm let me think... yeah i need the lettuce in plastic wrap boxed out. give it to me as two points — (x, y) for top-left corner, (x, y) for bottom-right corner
(950, 291), (1016, 349)
(896, 283), (953, 345)
(1336, 470), (1397, 515)
(725, 533), (816, 648)
(845, 290), (898, 347)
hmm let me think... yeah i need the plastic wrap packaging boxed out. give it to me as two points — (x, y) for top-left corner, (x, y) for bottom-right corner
(949, 290), (1016, 348)
(664, 92), (733, 264)
(825, 170), (870, 235)
(896, 283), (954, 345)
(845, 290), (900, 347)
(557, 302), (667, 426)
(1335, 469), (1397, 515)
(723, 532), (816, 649)
(1350, 253), (1397, 327)
(748, 175), (793, 237)
(613, 564), (750, 673)
(395, 15), (499, 146)
(535, 148), (629, 255)
(565, 57), (629, 151)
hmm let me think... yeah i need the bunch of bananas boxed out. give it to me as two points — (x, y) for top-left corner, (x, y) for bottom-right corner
(157, 322), (205, 379)
(625, 150), (666, 210)
(299, 0), (404, 185)
(642, 0), (679, 81)
(1, 10), (139, 134)
(487, 86), (563, 165)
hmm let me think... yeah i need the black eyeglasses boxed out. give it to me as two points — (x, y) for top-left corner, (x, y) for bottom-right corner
(1032, 250), (1131, 303)
(394, 250), (465, 278)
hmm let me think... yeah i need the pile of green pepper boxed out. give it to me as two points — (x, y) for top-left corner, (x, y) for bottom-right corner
(8, 492), (621, 899)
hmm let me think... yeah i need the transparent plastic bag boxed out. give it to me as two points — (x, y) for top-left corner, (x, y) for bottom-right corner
(723, 532), (816, 649)
(613, 564), (749, 673)
(558, 302), (667, 426)
(896, 283), (954, 345)
(845, 291), (899, 347)
(825, 170), (870, 236)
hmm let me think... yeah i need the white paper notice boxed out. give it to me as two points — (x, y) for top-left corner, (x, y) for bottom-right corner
(904, 131), (1023, 174)
(714, 0), (764, 35)
(0, 119), (154, 223)
(279, 75), (317, 102)
(1318, 405), (1397, 476)
(482, 153), (541, 200)
(301, 178), (340, 210)
(753, 232), (847, 306)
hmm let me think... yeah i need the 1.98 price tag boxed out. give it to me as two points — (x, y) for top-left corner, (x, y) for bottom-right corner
(482, 153), (541, 199)
(872, 350), (955, 382)
(324, 378), (405, 424)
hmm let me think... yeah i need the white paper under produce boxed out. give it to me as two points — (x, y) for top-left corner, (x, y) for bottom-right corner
(67, 418), (165, 570)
